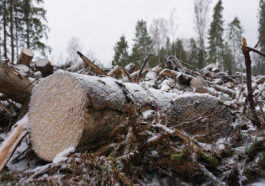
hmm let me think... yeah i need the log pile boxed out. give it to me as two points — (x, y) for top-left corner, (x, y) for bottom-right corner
(0, 49), (265, 185)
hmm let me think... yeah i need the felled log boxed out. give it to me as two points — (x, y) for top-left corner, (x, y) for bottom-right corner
(28, 71), (233, 162)
(0, 114), (28, 171)
(125, 63), (138, 74)
(35, 59), (54, 77)
(17, 48), (34, 66)
(107, 65), (124, 79)
(0, 63), (33, 103)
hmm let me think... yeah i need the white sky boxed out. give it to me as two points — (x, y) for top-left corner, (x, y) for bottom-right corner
(44, 0), (260, 66)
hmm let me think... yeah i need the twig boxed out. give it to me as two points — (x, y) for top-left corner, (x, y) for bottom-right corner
(245, 46), (265, 58)
(136, 53), (152, 83)
(254, 38), (261, 49)
(77, 51), (106, 76)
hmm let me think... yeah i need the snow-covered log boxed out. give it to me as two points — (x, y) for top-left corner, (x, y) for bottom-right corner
(17, 48), (34, 66)
(35, 59), (54, 77)
(0, 63), (33, 103)
(29, 71), (233, 162)
(0, 114), (28, 171)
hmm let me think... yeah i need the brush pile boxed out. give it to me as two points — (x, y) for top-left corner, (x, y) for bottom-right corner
(0, 49), (265, 185)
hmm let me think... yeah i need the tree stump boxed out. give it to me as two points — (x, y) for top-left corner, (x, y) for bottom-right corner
(35, 59), (54, 77)
(17, 48), (34, 66)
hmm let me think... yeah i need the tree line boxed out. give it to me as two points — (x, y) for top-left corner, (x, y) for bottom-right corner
(0, 0), (49, 64)
(113, 0), (265, 74)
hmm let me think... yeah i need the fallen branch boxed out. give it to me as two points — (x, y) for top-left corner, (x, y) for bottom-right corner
(77, 51), (106, 76)
(136, 53), (152, 82)
(242, 38), (262, 127)
(0, 114), (28, 172)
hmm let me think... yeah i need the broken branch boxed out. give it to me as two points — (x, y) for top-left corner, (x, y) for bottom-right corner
(77, 51), (106, 76)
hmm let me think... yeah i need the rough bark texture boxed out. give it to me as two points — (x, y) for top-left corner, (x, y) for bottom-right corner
(29, 71), (233, 162)
(17, 48), (34, 66)
(0, 63), (33, 103)
(242, 38), (261, 126)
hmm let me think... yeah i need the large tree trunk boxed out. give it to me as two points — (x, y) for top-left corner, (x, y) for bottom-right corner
(9, 0), (14, 64)
(0, 63), (33, 103)
(29, 71), (233, 162)
(3, 0), (8, 59)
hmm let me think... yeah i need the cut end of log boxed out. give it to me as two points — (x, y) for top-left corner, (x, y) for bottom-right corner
(17, 48), (34, 66)
(29, 72), (89, 161)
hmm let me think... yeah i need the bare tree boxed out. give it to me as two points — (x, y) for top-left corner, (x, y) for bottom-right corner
(193, 0), (211, 48)
(66, 37), (83, 63)
(168, 9), (178, 43)
(149, 18), (168, 55)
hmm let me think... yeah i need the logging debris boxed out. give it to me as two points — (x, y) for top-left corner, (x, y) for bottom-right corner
(0, 49), (265, 185)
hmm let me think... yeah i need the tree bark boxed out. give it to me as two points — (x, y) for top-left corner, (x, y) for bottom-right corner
(17, 48), (34, 66)
(0, 63), (33, 103)
(29, 71), (233, 162)
(242, 38), (261, 127)
(3, 0), (8, 59)
(9, 0), (14, 64)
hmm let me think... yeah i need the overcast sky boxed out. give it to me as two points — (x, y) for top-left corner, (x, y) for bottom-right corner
(44, 0), (260, 66)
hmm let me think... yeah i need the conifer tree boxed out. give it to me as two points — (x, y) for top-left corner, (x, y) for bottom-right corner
(113, 35), (129, 66)
(130, 20), (152, 67)
(20, 0), (50, 55)
(207, 0), (224, 66)
(227, 17), (244, 71)
(175, 39), (188, 62)
(187, 38), (200, 68)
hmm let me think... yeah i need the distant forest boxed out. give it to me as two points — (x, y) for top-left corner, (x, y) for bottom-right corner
(0, 0), (265, 74)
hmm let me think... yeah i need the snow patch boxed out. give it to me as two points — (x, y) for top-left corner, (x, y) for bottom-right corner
(53, 147), (75, 163)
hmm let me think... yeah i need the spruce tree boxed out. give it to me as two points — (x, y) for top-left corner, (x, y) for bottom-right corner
(20, 0), (50, 55)
(227, 17), (244, 71)
(207, 0), (224, 66)
(175, 39), (187, 62)
(223, 42), (234, 74)
(187, 38), (200, 68)
(113, 35), (129, 67)
(130, 20), (152, 67)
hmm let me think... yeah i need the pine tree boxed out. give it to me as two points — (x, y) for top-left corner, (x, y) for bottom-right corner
(223, 42), (234, 74)
(187, 38), (200, 68)
(227, 17), (244, 71)
(113, 35), (129, 67)
(130, 20), (152, 67)
(174, 39), (188, 62)
(207, 0), (224, 66)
